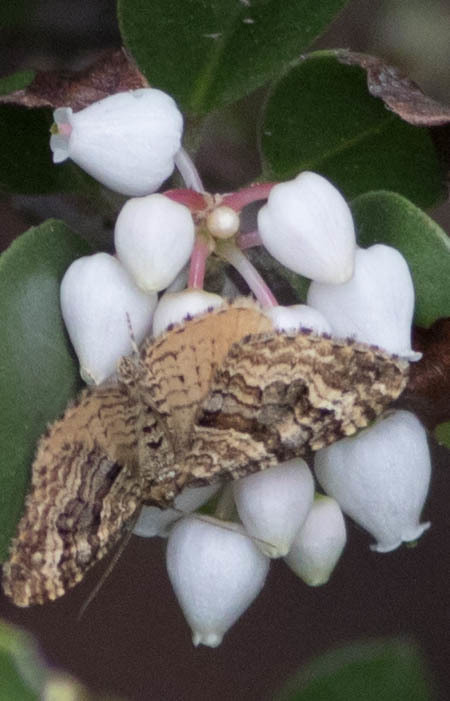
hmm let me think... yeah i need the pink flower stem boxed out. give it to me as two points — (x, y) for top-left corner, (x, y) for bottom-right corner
(222, 183), (277, 211)
(164, 188), (206, 210)
(236, 229), (263, 249)
(218, 242), (278, 307)
(188, 237), (210, 289)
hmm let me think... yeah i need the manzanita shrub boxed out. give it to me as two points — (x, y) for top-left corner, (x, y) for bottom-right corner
(0, 0), (449, 697)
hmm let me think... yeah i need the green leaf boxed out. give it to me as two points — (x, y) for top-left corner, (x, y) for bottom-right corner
(275, 639), (434, 701)
(434, 421), (450, 449)
(352, 191), (450, 327)
(0, 620), (43, 700)
(0, 70), (36, 96)
(0, 106), (98, 194)
(118, 0), (348, 115)
(0, 220), (91, 561)
(260, 52), (445, 208)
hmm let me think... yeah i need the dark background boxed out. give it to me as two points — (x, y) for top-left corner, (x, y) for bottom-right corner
(1, 2), (449, 699)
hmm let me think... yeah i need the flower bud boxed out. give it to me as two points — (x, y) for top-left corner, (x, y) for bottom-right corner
(50, 89), (183, 196)
(233, 459), (315, 558)
(284, 495), (346, 585)
(314, 410), (431, 553)
(133, 484), (220, 538)
(152, 289), (224, 336)
(257, 172), (356, 283)
(114, 194), (195, 292)
(166, 516), (270, 647)
(60, 253), (156, 384)
(265, 304), (331, 335)
(206, 205), (240, 239)
(307, 245), (420, 359)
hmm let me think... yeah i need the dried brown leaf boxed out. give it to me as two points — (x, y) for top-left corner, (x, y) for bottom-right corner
(0, 49), (148, 111)
(336, 50), (450, 127)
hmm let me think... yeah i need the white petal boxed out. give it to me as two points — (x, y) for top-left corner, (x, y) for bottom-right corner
(308, 245), (419, 358)
(152, 289), (224, 336)
(53, 107), (73, 124)
(53, 89), (183, 195)
(166, 516), (270, 647)
(265, 304), (332, 335)
(233, 459), (315, 558)
(60, 253), (156, 384)
(114, 194), (195, 292)
(284, 496), (346, 585)
(314, 410), (431, 552)
(257, 172), (356, 283)
(133, 484), (220, 538)
(50, 134), (70, 163)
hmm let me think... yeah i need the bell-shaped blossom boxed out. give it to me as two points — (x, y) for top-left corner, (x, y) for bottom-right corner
(50, 89), (183, 196)
(284, 496), (346, 585)
(114, 194), (195, 292)
(152, 289), (224, 336)
(257, 172), (356, 284)
(166, 516), (270, 647)
(60, 252), (156, 384)
(265, 304), (331, 335)
(314, 410), (431, 553)
(233, 459), (315, 558)
(307, 245), (420, 359)
(133, 484), (220, 538)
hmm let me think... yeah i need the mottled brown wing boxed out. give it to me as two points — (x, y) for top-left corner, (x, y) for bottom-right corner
(123, 298), (272, 457)
(181, 330), (409, 487)
(2, 383), (141, 607)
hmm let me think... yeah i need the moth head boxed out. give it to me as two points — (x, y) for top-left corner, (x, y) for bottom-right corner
(117, 353), (144, 389)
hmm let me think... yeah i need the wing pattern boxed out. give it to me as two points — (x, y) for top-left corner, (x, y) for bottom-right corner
(2, 299), (409, 606)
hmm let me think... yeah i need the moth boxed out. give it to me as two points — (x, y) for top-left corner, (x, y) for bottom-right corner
(2, 298), (409, 607)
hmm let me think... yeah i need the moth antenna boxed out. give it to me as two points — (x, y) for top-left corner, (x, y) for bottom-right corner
(77, 507), (142, 621)
(126, 312), (140, 355)
(183, 510), (279, 555)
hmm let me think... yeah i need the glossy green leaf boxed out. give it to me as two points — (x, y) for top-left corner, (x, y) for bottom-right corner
(352, 191), (450, 327)
(260, 52), (445, 208)
(0, 70), (35, 96)
(434, 421), (450, 450)
(0, 106), (98, 194)
(275, 639), (434, 701)
(0, 620), (43, 700)
(118, 0), (348, 115)
(0, 220), (90, 561)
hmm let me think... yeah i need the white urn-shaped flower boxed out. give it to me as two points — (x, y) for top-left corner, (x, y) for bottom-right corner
(233, 459), (315, 558)
(257, 171), (356, 283)
(307, 244), (420, 359)
(265, 304), (331, 335)
(152, 289), (224, 336)
(284, 495), (347, 585)
(114, 194), (195, 293)
(60, 252), (156, 384)
(314, 410), (431, 552)
(50, 89), (183, 196)
(166, 516), (270, 647)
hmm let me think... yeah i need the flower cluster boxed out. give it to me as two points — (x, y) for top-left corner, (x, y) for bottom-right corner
(53, 88), (431, 646)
